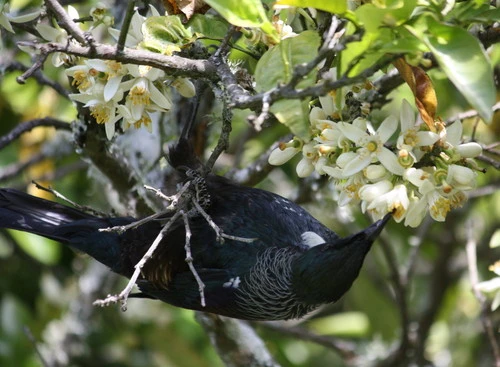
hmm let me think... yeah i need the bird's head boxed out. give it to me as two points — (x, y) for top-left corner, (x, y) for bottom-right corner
(291, 213), (392, 306)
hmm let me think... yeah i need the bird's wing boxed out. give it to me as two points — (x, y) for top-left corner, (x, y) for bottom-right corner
(136, 268), (243, 316)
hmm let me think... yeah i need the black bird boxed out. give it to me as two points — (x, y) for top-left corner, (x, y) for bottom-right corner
(0, 96), (391, 320)
(0, 163), (390, 320)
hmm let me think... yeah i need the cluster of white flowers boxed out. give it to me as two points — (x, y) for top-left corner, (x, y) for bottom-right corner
(269, 94), (483, 227)
(1, 4), (196, 140)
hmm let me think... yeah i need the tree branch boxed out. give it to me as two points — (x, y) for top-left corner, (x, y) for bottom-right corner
(0, 117), (71, 150)
(466, 220), (500, 367)
(196, 313), (280, 367)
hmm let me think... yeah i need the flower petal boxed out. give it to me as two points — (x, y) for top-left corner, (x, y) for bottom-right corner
(415, 131), (439, 147)
(377, 147), (404, 175)
(149, 83), (172, 110)
(342, 153), (371, 176)
(104, 121), (115, 140)
(104, 76), (122, 101)
(268, 147), (299, 165)
(445, 121), (462, 147)
(337, 122), (367, 143)
(296, 158), (314, 177)
(400, 99), (415, 132)
(404, 196), (427, 227)
(377, 115), (398, 143)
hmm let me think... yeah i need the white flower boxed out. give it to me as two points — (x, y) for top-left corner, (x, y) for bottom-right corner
(336, 172), (366, 206)
(108, 5), (160, 47)
(85, 60), (127, 101)
(338, 116), (404, 176)
(444, 120), (483, 160)
(359, 180), (393, 203)
(69, 88), (123, 140)
(116, 104), (153, 132)
(269, 138), (303, 165)
(65, 63), (96, 92)
(447, 164), (476, 190)
(397, 99), (439, 161)
(35, 5), (81, 66)
(0, 4), (41, 33)
(456, 142), (482, 158)
(296, 142), (317, 177)
(403, 193), (424, 228)
(367, 184), (409, 222)
(171, 78), (196, 98)
(120, 65), (172, 120)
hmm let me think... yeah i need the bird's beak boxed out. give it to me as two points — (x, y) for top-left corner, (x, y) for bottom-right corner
(364, 212), (392, 241)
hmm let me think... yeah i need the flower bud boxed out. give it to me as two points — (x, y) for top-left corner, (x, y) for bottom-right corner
(363, 165), (386, 181)
(296, 158), (314, 177)
(447, 164), (476, 187)
(268, 146), (299, 165)
(359, 180), (393, 203)
(171, 78), (196, 98)
(456, 142), (482, 158)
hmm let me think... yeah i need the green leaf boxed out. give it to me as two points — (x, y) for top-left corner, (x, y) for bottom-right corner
(270, 99), (311, 141)
(254, 31), (320, 139)
(141, 16), (193, 55)
(188, 14), (229, 39)
(421, 17), (495, 123)
(274, 0), (347, 14)
(203, 0), (278, 41)
(355, 0), (417, 33)
(9, 230), (60, 265)
(254, 30), (320, 91)
(307, 312), (370, 337)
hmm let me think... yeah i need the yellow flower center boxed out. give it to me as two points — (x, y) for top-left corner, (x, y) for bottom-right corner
(90, 104), (110, 124)
(366, 140), (379, 153)
(105, 60), (124, 78)
(129, 84), (150, 105)
(71, 70), (92, 91)
(430, 197), (451, 220)
(403, 129), (418, 146)
(131, 114), (152, 129)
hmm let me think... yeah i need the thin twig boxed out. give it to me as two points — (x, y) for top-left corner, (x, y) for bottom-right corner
(5, 61), (69, 98)
(93, 211), (182, 311)
(445, 101), (500, 125)
(0, 153), (46, 182)
(465, 220), (500, 367)
(23, 326), (50, 367)
(205, 102), (233, 171)
(191, 199), (256, 243)
(377, 234), (410, 362)
(181, 210), (206, 307)
(258, 322), (357, 361)
(16, 53), (48, 84)
(0, 117), (71, 150)
(249, 92), (272, 132)
(32, 180), (109, 217)
(117, 0), (136, 53)
(98, 211), (166, 234)
(44, 0), (87, 44)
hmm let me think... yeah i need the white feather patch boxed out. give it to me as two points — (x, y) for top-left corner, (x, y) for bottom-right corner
(223, 276), (241, 289)
(301, 231), (326, 247)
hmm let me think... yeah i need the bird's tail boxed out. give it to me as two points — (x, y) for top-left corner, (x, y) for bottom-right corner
(0, 188), (129, 272)
(0, 188), (95, 242)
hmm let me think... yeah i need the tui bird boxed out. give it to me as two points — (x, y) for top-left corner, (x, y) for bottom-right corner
(0, 97), (391, 321)
(0, 168), (390, 320)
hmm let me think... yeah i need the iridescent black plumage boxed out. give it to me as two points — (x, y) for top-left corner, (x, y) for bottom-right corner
(0, 163), (390, 320)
